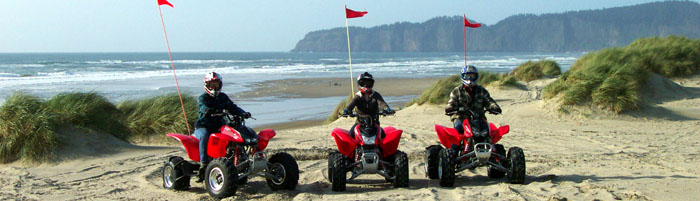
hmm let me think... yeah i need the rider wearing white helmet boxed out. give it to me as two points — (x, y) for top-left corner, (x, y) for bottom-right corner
(194, 72), (251, 182)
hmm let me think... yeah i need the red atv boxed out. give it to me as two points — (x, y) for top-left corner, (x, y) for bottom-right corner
(425, 110), (525, 187)
(327, 112), (409, 191)
(162, 112), (299, 198)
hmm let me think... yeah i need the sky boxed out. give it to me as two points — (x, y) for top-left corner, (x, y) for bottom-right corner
(0, 0), (693, 53)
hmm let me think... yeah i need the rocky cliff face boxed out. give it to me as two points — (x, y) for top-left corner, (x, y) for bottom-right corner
(292, 1), (700, 52)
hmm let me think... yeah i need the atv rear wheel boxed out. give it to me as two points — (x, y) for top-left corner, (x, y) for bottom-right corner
(331, 154), (349, 191)
(327, 151), (339, 182)
(507, 147), (526, 184)
(266, 152), (300, 191)
(205, 158), (238, 198)
(392, 150), (409, 188)
(438, 149), (455, 187)
(488, 144), (506, 179)
(162, 156), (190, 190)
(425, 145), (442, 179)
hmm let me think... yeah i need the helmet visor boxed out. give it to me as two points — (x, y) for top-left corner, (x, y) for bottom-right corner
(461, 73), (477, 81)
(358, 79), (374, 88)
(205, 80), (221, 90)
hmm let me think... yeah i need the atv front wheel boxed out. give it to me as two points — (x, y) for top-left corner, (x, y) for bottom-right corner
(205, 158), (238, 198)
(327, 151), (339, 182)
(392, 150), (409, 188)
(266, 152), (300, 190)
(425, 145), (442, 179)
(507, 147), (526, 184)
(438, 149), (455, 187)
(488, 144), (506, 179)
(331, 154), (349, 191)
(162, 156), (190, 190)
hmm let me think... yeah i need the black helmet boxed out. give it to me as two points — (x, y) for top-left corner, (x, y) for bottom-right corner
(460, 65), (478, 87)
(357, 72), (374, 93)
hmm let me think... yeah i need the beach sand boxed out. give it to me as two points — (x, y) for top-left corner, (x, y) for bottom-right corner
(234, 77), (440, 98)
(1, 76), (699, 200)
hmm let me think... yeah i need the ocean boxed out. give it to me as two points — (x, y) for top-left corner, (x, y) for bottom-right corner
(0, 52), (582, 127)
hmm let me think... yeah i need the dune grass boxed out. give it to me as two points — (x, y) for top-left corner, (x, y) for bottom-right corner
(404, 71), (520, 107)
(0, 92), (200, 163)
(513, 60), (562, 82)
(118, 93), (198, 141)
(325, 94), (354, 124)
(543, 36), (700, 113)
(46, 92), (129, 140)
(0, 93), (59, 163)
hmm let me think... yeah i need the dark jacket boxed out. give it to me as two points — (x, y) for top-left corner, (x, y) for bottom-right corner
(345, 91), (389, 121)
(446, 85), (499, 122)
(195, 92), (246, 129)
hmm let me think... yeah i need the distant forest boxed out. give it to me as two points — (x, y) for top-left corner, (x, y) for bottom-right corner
(291, 1), (700, 52)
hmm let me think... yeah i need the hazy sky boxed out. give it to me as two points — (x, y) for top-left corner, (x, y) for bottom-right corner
(0, 0), (691, 53)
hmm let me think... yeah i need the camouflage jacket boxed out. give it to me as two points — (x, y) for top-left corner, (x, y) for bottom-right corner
(445, 85), (499, 122)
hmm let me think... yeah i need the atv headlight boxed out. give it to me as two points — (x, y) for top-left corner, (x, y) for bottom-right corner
(361, 135), (377, 145)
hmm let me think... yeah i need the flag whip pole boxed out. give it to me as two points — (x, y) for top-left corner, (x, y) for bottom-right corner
(158, 3), (191, 134)
(345, 6), (354, 96)
(464, 14), (467, 66)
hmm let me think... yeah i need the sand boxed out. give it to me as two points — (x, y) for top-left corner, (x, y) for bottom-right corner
(233, 77), (440, 98)
(1, 76), (700, 200)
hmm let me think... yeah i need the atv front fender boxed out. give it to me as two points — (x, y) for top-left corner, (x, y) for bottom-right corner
(434, 125), (462, 149)
(380, 126), (403, 158)
(331, 128), (359, 158)
(166, 133), (201, 162)
(257, 129), (276, 151)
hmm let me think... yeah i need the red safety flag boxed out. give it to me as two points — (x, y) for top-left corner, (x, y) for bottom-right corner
(346, 6), (367, 18)
(464, 15), (481, 28)
(158, 0), (173, 7)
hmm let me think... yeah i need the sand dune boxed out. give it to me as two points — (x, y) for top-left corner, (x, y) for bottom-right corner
(1, 76), (699, 200)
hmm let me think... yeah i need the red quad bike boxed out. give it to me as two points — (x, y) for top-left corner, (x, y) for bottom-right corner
(425, 110), (525, 187)
(327, 112), (409, 191)
(162, 112), (299, 198)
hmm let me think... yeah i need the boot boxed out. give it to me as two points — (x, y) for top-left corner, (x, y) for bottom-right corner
(196, 164), (207, 183)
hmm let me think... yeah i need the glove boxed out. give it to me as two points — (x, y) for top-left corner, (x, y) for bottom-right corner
(489, 105), (502, 114)
(384, 108), (395, 115)
(243, 112), (252, 118)
(342, 109), (350, 116)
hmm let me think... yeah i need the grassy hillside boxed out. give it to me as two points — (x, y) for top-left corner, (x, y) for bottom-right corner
(543, 36), (700, 113)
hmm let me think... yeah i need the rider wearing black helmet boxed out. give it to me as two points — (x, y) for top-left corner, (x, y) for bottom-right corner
(343, 72), (394, 137)
(445, 65), (502, 134)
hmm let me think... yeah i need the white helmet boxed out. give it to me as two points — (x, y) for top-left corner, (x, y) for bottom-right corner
(204, 72), (222, 97)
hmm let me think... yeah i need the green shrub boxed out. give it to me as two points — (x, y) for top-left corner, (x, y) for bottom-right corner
(543, 36), (700, 113)
(0, 93), (59, 163)
(46, 92), (129, 140)
(118, 94), (197, 141)
(513, 60), (562, 82)
(325, 94), (354, 124)
(404, 71), (519, 107)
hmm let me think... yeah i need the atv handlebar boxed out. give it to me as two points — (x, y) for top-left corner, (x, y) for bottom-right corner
(338, 111), (394, 118)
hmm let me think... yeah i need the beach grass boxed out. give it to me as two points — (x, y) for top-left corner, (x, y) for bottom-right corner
(513, 60), (562, 82)
(404, 71), (520, 107)
(46, 92), (129, 140)
(0, 93), (59, 163)
(543, 36), (700, 113)
(0, 92), (200, 163)
(118, 94), (198, 142)
(325, 94), (354, 124)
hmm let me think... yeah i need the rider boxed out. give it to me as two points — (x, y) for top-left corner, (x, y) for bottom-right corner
(343, 72), (395, 137)
(194, 72), (251, 182)
(445, 65), (502, 135)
